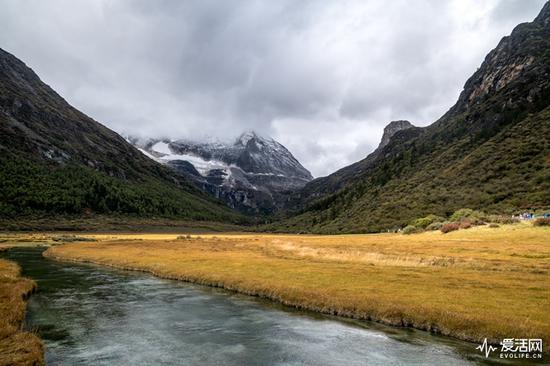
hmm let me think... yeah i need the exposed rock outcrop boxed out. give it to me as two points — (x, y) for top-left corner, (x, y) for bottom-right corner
(378, 120), (414, 149)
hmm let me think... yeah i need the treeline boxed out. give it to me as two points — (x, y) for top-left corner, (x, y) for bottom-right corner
(0, 155), (244, 223)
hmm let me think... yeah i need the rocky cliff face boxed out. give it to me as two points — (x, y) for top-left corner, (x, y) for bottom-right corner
(129, 132), (313, 214)
(445, 2), (550, 122)
(378, 120), (414, 149)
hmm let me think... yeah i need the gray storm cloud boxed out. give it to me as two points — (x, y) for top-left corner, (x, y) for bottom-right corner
(0, 0), (545, 176)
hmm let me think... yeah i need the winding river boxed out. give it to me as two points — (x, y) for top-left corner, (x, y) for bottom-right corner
(4, 247), (505, 365)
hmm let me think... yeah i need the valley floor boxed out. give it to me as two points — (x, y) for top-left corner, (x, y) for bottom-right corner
(9, 223), (550, 353)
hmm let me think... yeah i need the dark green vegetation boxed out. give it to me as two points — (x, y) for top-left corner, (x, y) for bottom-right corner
(275, 3), (550, 233)
(0, 48), (245, 225)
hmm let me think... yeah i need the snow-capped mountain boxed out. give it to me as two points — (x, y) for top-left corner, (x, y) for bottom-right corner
(127, 132), (313, 214)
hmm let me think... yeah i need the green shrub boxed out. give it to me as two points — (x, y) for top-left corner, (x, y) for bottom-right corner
(411, 214), (445, 229)
(533, 218), (550, 227)
(489, 223), (500, 228)
(426, 222), (443, 231)
(402, 225), (421, 235)
(0, 155), (245, 224)
(441, 222), (460, 234)
(450, 209), (485, 222)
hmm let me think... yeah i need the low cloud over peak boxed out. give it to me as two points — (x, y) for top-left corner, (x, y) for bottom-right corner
(0, 0), (545, 176)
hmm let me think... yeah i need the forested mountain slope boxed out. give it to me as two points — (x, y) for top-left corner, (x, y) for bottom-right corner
(0, 48), (244, 223)
(278, 2), (550, 233)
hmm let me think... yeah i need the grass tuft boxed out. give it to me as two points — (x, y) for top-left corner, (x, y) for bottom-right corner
(0, 259), (44, 365)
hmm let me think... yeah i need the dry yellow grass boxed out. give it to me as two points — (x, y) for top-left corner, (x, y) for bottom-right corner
(44, 223), (550, 350)
(0, 258), (44, 366)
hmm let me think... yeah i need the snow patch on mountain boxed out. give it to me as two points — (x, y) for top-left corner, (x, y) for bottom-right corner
(127, 131), (313, 214)
(151, 141), (171, 155)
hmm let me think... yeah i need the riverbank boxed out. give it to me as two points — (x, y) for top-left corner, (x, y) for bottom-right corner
(0, 257), (44, 365)
(43, 223), (550, 352)
(8, 247), (483, 365)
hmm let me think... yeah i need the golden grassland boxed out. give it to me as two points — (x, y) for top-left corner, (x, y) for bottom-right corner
(0, 257), (44, 365)
(42, 223), (550, 350)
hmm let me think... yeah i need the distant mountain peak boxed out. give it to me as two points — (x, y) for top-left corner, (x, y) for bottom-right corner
(236, 130), (268, 146)
(378, 120), (414, 149)
(128, 131), (312, 214)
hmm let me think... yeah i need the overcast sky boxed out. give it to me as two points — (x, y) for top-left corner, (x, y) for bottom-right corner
(0, 0), (546, 177)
